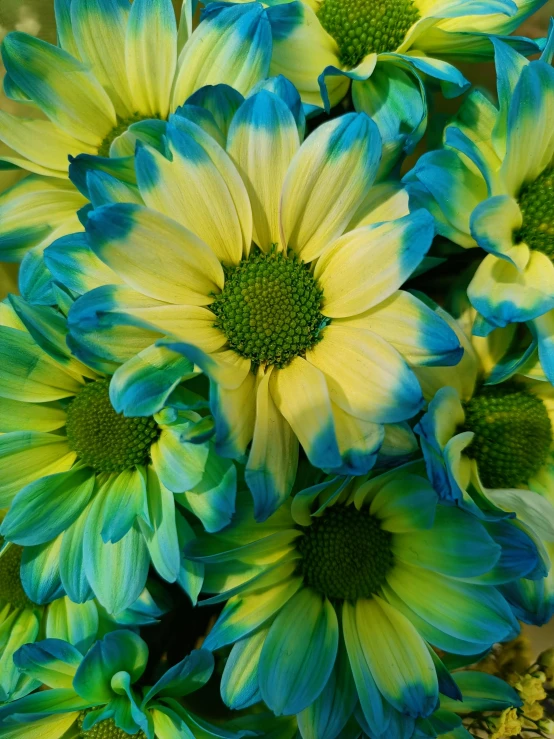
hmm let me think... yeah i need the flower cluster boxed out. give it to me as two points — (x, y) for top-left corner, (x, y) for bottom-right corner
(0, 0), (553, 738)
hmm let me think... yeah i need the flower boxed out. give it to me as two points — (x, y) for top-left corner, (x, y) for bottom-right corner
(185, 465), (521, 734)
(414, 305), (554, 626)
(49, 89), (462, 520)
(0, 0), (276, 303)
(405, 29), (554, 383)
(0, 631), (228, 739)
(0, 531), (166, 704)
(205, 0), (545, 113)
(0, 297), (234, 614)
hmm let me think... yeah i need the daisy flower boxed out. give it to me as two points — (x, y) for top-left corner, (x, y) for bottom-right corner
(0, 298), (230, 615)
(0, 632), (227, 739)
(50, 90), (462, 520)
(186, 465), (522, 735)
(406, 31), (554, 383)
(414, 304), (554, 626)
(204, 0), (546, 112)
(0, 0), (276, 293)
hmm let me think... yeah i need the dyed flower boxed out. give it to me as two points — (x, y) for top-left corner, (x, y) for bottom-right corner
(0, 297), (231, 614)
(0, 531), (165, 704)
(186, 465), (521, 735)
(414, 306), (554, 626)
(204, 0), (545, 113)
(406, 32), (554, 383)
(0, 0), (276, 303)
(0, 631), (231, 739)
(49, 90), (462, 520)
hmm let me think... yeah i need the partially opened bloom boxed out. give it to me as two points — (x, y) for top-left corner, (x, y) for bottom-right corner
(406, 33), (554, 383)
(0, 298), (231, 614)
(0, 631), (228, 739)
(53, 92), (462, 520)
(0, 0), (275, 289)
(206, 0), (545, 111)
(186, 466), (521, 735)
(414, 307), (554, 626)
(0, 531), (166, 704)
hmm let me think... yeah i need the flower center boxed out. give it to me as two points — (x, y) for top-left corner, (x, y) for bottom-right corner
(211, 249), (325, 369)
(317, 0), (420, 68)
(518, 167), (554, 259)
(463, 383), (552, 489)
(296, 505), (393, 601)
(0, 539), (34, 610)
(77, 712), (146, 739)
(98, 113), (161, 157)
(65, 379), (161, 473)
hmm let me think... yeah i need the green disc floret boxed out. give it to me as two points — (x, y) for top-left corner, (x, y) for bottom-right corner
(98, 113), (161, 157)
(518, 167), (554, 259)
(66, 379), (160, 473)
(211, 249), (325, 369)
(296, 505), (393, 600)
(77, 711), (146, 739)
(463, 383), (552, 489)
(317, 0), (420, 68)
(0, 538), (34, 610)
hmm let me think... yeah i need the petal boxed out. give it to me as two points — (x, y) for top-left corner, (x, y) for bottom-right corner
(306, 325), (424, 423)
(84, 489), (150, 614)
(0, 397), (66, 433)
(330, 403), (383, 476)
(202, 577), (303, 652)
(259, 588), (339, 715)
(0, 433), (76, 507)
(0, 114), (95, 174)
(45, 599), (99, 655)
(86, 203), (224, 305)
(138, 466), (180, 583)
(125, 0), (177, 118)
(70, 0), (134, 117)
(0, 325), (82, 402)
(151, 428), (209, 493)
(387, 564), (518, 646)
(20, 537), (65, 604)
(172, 3), (271, 108)
(211, 372), (256, 459)
(468, 251), (554, 327)
(354, 596), (438, 718)
(393, 507), (500, 579)
(1, 32), (116, 146)
(99, 467), (149, 544)
(227, 89), (300, 251)
(13, 639), (82, 690)
(245, 367), (299, 522)
(338, 290), (462, 368)
(221, 629), (267, 710)
(135, 120), (250, 265)
(281, 113), (382, 262)
(59, 511), (94, 603)
(269, 357), (342, 471)
(315, 211), (435, 317)
(470, 195), (527, 269)
(0, 467), (95, 547)
(184, 82), (244, 141)
(369, 474), (438, 533)
(181, 447), (237, 533)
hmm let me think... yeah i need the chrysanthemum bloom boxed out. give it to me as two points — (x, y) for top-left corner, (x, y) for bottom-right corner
(0, 298), (230, 614)
(0, 0), (276, 294)
(406, 34), (554, 383)
(52, 91), (462, 519)
(205, 0), (546, 112)
(186, 465), (522, 735)
(414, 306), (554, 626)
(0, 632), (220, 739)
(0, 530), (165, 704)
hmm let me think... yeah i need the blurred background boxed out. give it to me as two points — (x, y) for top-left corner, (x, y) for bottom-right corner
(0, 0), (553, 651)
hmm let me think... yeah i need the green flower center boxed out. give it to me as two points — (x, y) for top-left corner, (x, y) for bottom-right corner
(98, 113), (161, 157)
(296, 505), (393, 601)
(317, 0), (420, 68)
(77, 712), (146, 739)
(0, 539), (34, 610)
(211, 249), (325, 369)
(65, 379), (161, 473)
(463, 383), (552, 489)
(518, 167), (554, 259)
